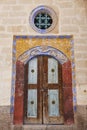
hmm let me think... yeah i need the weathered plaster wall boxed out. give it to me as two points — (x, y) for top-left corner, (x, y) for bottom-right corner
(0, 0), (87, 106)
(0, 0), (87, 130)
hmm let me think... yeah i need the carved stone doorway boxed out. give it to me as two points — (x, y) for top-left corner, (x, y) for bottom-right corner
(13, 46), (74, 125)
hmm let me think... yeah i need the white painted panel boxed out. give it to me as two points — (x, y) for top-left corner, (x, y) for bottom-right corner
(48, 90), (60, 116)
(27, 89), (37, 117)
(48, 58), (58, 83)
(28, 58), (37, 84)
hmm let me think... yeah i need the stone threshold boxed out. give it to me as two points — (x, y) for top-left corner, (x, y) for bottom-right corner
(12, 124), (76, 130)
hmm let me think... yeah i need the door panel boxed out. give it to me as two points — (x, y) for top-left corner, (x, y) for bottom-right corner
(28, 58), (37, 84)
(43, 56), (63, 124)
(24, 57), (42, 124)
(48, 58), (58, 83)
(48, 89), (59, 117)
(27, 89), (37, 117)
(24, 56), (64, 124)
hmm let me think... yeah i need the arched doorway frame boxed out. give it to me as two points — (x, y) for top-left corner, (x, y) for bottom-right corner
(12, 46), (75, 125)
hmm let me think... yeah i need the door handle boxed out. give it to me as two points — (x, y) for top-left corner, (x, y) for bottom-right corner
(41, 88), (47, 92)
(41, 89), (44, 92)
(44, 88), (47, 91)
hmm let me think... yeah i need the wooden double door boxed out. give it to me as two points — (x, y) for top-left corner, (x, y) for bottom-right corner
(24, 56), (64, 124)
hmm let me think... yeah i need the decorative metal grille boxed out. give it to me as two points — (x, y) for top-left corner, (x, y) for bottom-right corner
(34, 13), (53, 29)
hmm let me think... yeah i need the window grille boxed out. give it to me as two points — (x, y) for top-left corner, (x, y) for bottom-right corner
(34, 13), (52, 29)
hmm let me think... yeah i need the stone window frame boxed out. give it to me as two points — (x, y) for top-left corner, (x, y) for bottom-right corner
(29, 5), (58, 33)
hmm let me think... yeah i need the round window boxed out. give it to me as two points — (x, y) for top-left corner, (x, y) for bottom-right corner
(29, 6), (57, 33)
(34, 12), (53, 29)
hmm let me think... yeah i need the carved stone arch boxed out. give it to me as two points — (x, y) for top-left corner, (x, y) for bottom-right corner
(14, 46), (74, 125)
(18, 46), (68, 64)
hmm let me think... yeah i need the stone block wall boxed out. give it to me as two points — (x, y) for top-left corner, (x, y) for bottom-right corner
(0, 106), (11, 130)
(0, 0), (87, 129)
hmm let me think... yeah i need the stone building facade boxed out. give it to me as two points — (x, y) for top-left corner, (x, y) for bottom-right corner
(0, 0), (87, 130)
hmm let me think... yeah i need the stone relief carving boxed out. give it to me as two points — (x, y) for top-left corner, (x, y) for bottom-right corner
(18, 46), (68, 64)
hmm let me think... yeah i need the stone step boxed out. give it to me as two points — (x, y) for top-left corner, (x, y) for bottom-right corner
(12, 125), (76, 130)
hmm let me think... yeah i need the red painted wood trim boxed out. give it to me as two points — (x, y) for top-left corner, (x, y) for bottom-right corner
(14, 61), (24, 124)
(62, 60), (74, 124)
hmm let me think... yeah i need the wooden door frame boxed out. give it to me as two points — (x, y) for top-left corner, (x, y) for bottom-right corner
(13, 46), (74, 125)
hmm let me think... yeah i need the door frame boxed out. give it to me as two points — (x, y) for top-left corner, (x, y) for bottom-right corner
(24, 56), (64, 124)
(13, 46), (74, 125)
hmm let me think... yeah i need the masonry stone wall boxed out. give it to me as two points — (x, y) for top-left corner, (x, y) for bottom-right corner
(0, 0), (87, 130)
(0, 106), (11, 130)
